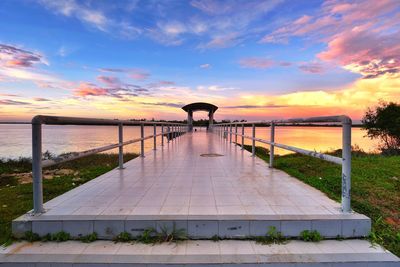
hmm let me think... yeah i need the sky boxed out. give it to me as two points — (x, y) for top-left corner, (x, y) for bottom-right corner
(0, 0), (399, 122)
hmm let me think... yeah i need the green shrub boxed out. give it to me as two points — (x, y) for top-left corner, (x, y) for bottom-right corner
(80, 232), (98, 243)
(300, 230), (322, 242)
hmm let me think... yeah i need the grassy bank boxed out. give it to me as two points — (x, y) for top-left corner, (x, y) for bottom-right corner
(0, 153), (138, 246)
(242, 144), (400, 256)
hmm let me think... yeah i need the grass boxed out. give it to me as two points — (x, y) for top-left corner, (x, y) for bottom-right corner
(0, 153), (138, 246)
(242, 144), (400, 256)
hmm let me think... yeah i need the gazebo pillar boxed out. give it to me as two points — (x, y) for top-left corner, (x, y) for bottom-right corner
(208, 111), (214, 131)
(188, 110), (193, 132)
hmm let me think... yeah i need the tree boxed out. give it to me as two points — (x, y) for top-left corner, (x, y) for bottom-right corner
(362, 101), (400, 155)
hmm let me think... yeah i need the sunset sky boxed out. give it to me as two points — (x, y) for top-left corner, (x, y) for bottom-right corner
(0, 0), (399, 122)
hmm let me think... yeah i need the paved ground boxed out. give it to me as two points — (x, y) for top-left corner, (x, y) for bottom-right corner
(1, 240), (399, 266)
(41, 131), (343, 217)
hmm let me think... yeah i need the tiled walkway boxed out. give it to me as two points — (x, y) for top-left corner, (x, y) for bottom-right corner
(42, 131), (342, 217)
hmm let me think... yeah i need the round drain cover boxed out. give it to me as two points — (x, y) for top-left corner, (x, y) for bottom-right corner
(200, 153), (224, 157)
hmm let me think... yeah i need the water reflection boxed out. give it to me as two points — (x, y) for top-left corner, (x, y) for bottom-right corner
(0, 125), (379, 159)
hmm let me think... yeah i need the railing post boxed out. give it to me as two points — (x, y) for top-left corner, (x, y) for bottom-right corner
(229, 124), (232, 143)
(241, 124), (244, 150)
(161, 124), (164, 146)
(342, 119), (352, 212)
(269, 122), (275, 168)
(252, 123), (255, 157)
(32, 122), (44, 214)
(235, 124), (237, 144)
(118, 123), (124, 169)
(140, 123), (145, 157)
(153, 123), (157, 150)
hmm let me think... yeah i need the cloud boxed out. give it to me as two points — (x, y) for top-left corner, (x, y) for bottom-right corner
(97, 75), (121, 86)
(317, 26), (400, 78)
(0, 44), (46, 68)
(0, 43), (71, 88)
(140, 102), (184, 108)
(260, 0), (400, 78)
(298, 61), (326, 74)
(39, 0), (108, 31)
(98, 68), (126, 73)
(98, 67), (150, 80)
(200, 32), (242, 49)
(148, 80), (176, 88)
(38, 0), (141, 39)
(223, 104), (288, 109)
(197, 85), (236, 91)
(0, 99), (30, 105)
(200, 63), (211, 69)
(74, 83), (108, 97)
(148, 0), (282, 48)
(73, 80), (148, 99)
(239, 57), (274, 69)
(0, 93), (19, 97)
(33, 97), (51, 101)
(129, 70), (150, 80)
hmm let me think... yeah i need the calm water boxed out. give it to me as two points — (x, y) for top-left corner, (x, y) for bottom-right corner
(0, 125), (379, 159)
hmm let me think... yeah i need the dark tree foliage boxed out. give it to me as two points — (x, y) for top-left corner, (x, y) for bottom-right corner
(362, 101), (400, 155)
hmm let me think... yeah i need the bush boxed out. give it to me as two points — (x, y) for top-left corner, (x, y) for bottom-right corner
(362, 101), (400, 155)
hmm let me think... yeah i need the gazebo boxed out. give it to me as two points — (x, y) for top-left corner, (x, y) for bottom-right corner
(182, 102), (218, 131)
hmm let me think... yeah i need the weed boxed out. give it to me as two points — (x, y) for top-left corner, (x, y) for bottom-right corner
(41, 233), (53, 242)
(211, 234), (220, 242)
(80, 232), (98, 243)
(52, 231), (70, 242)
(23, 231), (40, 242)
(157, 223), (187, 243)
(136, 228), (158, 244)
(335, 235), (344, 241)
(300, 230), (322, 242)
(114, 232), (132, 242)
(256, 226), (287, 245)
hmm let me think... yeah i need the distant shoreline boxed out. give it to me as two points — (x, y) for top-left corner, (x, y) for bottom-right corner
(0, 122), (364, 128)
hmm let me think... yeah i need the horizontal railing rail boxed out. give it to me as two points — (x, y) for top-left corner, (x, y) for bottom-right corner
(31, 115), (187, 214)
(214, 115), (352, 213)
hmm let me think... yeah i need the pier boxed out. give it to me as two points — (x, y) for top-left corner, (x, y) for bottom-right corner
(3, 107), (400, 266)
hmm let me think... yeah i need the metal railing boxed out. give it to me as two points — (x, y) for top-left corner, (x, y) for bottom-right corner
(31, 115), (187, 214)
(214, 115), (352, 213)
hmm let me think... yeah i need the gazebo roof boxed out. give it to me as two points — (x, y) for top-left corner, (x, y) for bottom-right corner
(182, 102), (218, 113)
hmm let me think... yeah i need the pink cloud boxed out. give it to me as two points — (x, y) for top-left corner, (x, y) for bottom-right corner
(201, 32), (241, 49)
(317, 27), (400, 78)
(294, 15), (311, 25)
(239, 57), (274, 69)
(74, 82), (108, 97)
(260, 0), (400, 78)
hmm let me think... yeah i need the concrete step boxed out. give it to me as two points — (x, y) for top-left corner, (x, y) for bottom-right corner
(13, 213), (371, 240)
(1, 240), (398, 266)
